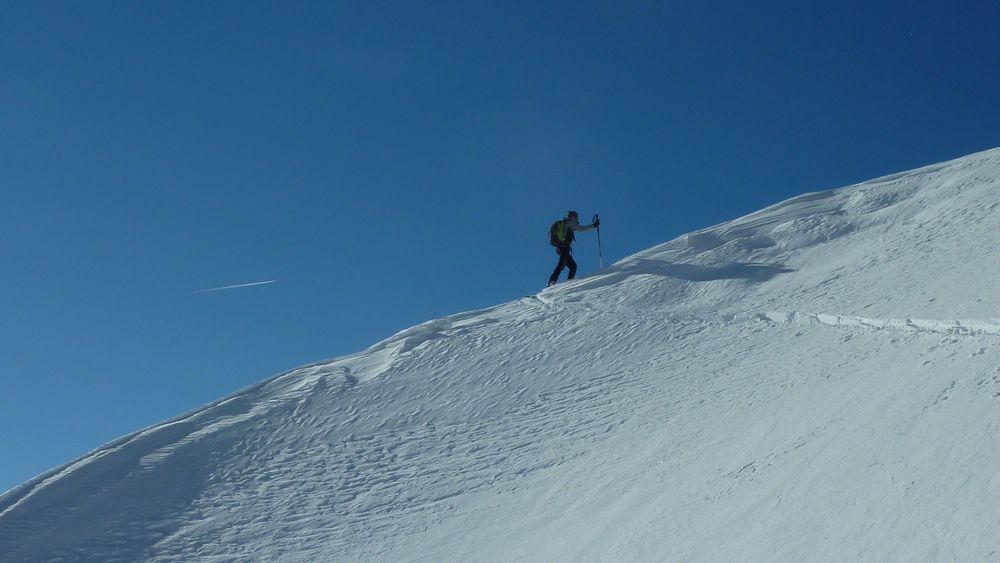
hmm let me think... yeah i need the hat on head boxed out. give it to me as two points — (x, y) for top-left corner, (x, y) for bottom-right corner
(567, 210), (579, 218)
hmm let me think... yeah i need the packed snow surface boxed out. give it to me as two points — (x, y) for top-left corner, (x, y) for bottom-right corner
(4, 149), (1000, 561)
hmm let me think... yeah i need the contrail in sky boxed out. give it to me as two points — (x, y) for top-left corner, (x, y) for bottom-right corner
(192, 280), (277, 294)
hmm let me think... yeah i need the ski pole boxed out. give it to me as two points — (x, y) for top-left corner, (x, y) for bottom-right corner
(593, 214), (604, 269)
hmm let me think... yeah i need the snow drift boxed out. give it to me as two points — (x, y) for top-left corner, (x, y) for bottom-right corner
(4, 148), (1000, 561)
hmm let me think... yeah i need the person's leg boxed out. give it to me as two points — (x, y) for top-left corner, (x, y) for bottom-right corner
(548, 247), (570, 285)
(566, 249), (578, 280)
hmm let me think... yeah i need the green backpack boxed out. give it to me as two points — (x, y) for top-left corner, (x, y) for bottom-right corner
(549, 219), (568, 246)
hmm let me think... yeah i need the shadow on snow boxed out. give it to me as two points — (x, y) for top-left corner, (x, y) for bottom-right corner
(562, 259), (795, 294)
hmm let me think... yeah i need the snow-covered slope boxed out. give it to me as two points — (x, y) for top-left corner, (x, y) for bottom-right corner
(4, 148), (1000, 561)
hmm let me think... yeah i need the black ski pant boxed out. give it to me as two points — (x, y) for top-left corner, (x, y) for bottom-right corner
(549, 245), (576, 284)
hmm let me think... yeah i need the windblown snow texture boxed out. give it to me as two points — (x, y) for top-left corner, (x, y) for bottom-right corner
(4, 148), (1000, 561)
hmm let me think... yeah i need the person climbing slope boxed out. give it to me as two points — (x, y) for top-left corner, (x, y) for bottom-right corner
(547, 210), (600, 287)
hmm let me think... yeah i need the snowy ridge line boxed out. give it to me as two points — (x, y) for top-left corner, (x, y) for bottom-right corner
(0, 305), (520, 515)
(0, 357), (340, 517)
(747, 311), (1000, 337)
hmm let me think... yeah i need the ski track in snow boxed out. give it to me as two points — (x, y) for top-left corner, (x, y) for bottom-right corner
(750, 310), (1000, 338)
(538, 291), (1000, 340)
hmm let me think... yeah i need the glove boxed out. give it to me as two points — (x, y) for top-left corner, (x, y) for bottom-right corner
(593, 218), (601, 227)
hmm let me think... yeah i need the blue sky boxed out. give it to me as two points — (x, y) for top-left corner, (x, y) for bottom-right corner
(2, 1), (998, 493)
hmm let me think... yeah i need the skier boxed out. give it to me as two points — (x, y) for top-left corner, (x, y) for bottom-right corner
(547, 210), (600, 287)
